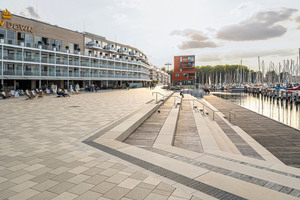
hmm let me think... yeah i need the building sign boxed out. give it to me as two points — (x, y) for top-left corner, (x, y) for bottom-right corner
(0, 9), (33, 33)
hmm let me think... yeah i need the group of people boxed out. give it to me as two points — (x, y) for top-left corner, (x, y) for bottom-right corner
(85, 84), (98, 92)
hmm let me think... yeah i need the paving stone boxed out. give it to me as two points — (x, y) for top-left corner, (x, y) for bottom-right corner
(129, 171), (148, 181)
(156, 182), (176, 192)
(118, 178), (141, 189)
(0, 189), (17, 200)
(51, 191), (78, 200)
(68, 182), (94, 195)
(81, 167), (104, 176)
(67, 174), (90, 184)
(136, 182), (157, 190)
(32, 180), (59, 192)
(125, 187), (152, 200)
(47, 182), (76, 194)
(103, 186), (130, 200)
(144, 193), (168, 200)
(153, 188), (173, 196)
(84, 174), (108, 185)
(10, 180), (37, 192)
(91, 181), (117, 194)
(106, 173), (129, 184)
(8, 188), (40, 200)
(28, 191), (57, 200)
(30, 172), (56, 183)
(51, 172), (77, 182)
(74, 191), (102, 200)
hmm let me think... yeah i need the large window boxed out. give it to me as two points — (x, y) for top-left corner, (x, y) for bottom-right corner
(187, 56), (194, 61)
(7, 30), (15, 45)
(175, 74), (179, 77)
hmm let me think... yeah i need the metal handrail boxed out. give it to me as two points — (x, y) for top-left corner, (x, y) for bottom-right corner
(173, 96), (182, 106)
(192, 99), (235, 122)
(213, 111), (236, 121)
(152, 92), (166, 103)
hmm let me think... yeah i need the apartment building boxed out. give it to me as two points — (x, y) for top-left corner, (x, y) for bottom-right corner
(149, 65), (170, 85)
(0, 9), (152, 90)
(172, 55), (196, 85)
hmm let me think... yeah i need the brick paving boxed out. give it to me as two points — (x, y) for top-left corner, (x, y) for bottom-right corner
(0, 88), (195, 200)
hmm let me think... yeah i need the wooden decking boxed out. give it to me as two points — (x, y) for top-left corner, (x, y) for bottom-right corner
(205, 95), (300, 168)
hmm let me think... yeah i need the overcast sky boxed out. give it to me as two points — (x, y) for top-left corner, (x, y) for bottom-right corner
(2, 0), (300, 70)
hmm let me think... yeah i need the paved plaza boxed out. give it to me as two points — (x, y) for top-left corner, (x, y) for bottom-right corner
(0, 88), (200, 200)
(1, 88), (300, 200)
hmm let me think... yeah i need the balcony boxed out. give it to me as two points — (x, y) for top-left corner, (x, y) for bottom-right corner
(3, 70), (22, 76)
(56, 72), (68, 77)
(41, 71), (55, 76)
(24, 70), (40, 76)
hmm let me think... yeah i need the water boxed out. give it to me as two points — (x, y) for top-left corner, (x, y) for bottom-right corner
(213, 92), (300, 130)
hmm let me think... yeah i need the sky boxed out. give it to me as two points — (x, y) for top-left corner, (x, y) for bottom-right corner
(2, 0), (300, 71)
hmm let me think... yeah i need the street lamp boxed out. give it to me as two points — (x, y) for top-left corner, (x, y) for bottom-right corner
(165, 62), (172, 71)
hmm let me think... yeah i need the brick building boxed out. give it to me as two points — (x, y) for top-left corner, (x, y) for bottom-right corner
(0, 9), (155, 90)
(172, 55), (196, 85)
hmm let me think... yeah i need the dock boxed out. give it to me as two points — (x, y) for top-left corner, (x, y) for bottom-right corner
(205, 95), (300, 167)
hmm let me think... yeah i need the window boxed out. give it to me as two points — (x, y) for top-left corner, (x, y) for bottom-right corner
(180, 57), (182, 62)
(175, 74), (179, 77)
(180, 63), (182, 68)
(188, 56), (194, 61)
(183, 73), (187, 77)
(180, 69), (182, 72)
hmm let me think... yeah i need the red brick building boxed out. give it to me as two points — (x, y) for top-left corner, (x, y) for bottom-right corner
(172, 55), (196, 85)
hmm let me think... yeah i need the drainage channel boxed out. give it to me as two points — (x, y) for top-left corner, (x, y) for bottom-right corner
(173, 98), (203, 153)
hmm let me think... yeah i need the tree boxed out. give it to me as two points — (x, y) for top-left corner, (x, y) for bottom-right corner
(161, 67), (166, 71)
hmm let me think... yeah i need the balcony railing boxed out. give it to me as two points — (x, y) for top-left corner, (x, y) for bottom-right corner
(3, 70), (22, 76)
(24, 70), (40, 76)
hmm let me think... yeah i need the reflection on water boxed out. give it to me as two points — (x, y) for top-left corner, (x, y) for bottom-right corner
(213, 92), (300, 130)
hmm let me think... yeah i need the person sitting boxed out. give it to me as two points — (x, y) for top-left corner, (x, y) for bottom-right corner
(57, 89), (66, 97)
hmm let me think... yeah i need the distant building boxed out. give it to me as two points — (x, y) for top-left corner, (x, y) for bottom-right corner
(172, 55), (196, 85)
(149, 64), (170, 85)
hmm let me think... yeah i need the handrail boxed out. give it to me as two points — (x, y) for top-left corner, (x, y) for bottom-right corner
(152, 92), (166, 103)
(192, 99), (235, 122)
(213, 111), (236, 121)
(173, 96), (182, 106)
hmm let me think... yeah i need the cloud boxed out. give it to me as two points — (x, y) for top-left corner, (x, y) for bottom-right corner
(20, 6), (41, 19)
(197, 49), (295, 63)
(295, 16), (300, 22)
(197, 54), (222, 62)
(217, 8), (297, 41)
(170, 29), (218, 49)
(113, 13), (128, 23)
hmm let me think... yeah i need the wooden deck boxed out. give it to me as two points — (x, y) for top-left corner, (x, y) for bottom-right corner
(205, 95), (300, 168)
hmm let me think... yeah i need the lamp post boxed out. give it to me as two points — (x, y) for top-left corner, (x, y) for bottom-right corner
(165, 62), (172, 71)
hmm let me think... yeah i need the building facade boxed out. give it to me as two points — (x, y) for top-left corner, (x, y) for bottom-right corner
(149, 65), (170, 85)
(0, 9), (154, 90)
(172, 55), (196, 85)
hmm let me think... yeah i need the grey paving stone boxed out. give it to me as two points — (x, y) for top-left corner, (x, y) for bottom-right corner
(0, 189), (17, 200)
(0, 181), (16, 192)
(30, 173), (56, 184)
(84, 174), (109, 185)
(28, 191), (57, 200)
(152, 188), (173, 196)
(68, 182), (94, 195)
(32, 180), (59, 192)
(82, 167), (104, 176)
(129, 171), (148, 181)
(136, 182), (157, 190)
(103, 186), (130, 200)
(111, 163), (128, 170)
(74, 191), (102, 200)
(51, 172), (77, 182)
(91, 181), (117, 194)
(125, 187), (152, 200)
(144, 193), (168, 200)
(47, 181), (76, 194)
(156, 182), (175, 192)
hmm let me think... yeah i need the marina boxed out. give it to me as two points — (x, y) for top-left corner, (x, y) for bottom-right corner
(213, 92), (300, 130)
